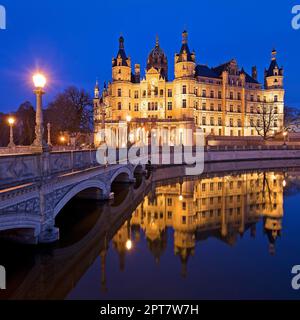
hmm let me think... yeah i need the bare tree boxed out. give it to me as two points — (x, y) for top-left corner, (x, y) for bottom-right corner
(284, 106), (300, 132)
(253, 103), (278, 140)
(45, 86), (93, 141)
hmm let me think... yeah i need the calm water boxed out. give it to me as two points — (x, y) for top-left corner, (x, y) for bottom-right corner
(1, 167), (300, 300)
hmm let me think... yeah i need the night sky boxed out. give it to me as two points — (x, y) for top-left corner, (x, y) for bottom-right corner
(0, 0), (299, 113)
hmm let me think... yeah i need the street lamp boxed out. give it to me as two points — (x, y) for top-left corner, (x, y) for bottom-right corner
(32, 73), (48, 151)
(125, 239), (133, 251)
(60, 136), (66, 144)
(7, 116), (15, 148)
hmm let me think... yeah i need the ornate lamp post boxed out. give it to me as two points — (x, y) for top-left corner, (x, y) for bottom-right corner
(47, 123), (52, 146)
(7, 116), (15, 148)
(32, 73), (48, 152)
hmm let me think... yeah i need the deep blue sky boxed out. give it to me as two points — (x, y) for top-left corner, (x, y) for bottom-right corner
(0, 0), (299, 113)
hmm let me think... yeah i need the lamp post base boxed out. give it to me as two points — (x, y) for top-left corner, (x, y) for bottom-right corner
(8, 142), (15, 149)
(31, 141), (52, 153)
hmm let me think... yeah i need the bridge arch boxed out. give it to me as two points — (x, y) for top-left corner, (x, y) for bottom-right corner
(54, 180), (109, 218)
(110, 166), (134, 185)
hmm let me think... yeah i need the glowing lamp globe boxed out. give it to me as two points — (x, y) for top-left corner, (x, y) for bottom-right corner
(125, 239), (133, 251)
(33, 73), (47, 88)
(126, 115), (132, 123)
(8, 117), (15, 125)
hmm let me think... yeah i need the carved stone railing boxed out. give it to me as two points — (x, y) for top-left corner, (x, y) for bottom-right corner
(0, 150), (100, 190)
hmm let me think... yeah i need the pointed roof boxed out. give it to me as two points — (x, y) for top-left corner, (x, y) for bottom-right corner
(266, 49), (282, 77)
(177, 30), (194, 62)
(113, 36), (129, 67)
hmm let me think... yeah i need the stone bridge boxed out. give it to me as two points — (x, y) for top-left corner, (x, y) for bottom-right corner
(0, 150), (144, 244)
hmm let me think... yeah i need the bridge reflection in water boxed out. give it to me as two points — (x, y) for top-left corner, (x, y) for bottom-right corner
(0, 166), (297, 300)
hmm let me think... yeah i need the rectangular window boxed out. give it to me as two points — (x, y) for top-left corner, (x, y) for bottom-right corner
(134, 91), (139, 99)
(218, 104), (222, 111)
(230, 105), (234, 112)
(230, 92), (234, 100)
(210, 117), (214, 126)
(134, 103), (139, 111)
(218, 117), (222, 126)
(210, 103), (214, 111)
(182, 85), (187, 94)
(182, 202), (187, 211)
(202, 117), (206, 125)
(210, 91), (214, 98)
(202, 89), (206, 97)
(168, 89), (172, 97)
(118, 102), (122, 110)
(117, 88), (122, 97)
(238, 92), (241, 100)
(182, 99), (187, 108)
(202, 102), (206, 110)
(274, 95), (278, 102)
(218, 91), (222, 99)
(168, 102), (172, 110)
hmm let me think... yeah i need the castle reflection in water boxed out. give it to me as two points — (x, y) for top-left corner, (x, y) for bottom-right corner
(112, 172), (284, 277)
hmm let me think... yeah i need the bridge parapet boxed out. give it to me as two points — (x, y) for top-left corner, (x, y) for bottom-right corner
(0, 150), (100, 189)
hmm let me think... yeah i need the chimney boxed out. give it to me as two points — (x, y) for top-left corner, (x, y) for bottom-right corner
(134, 64), (140, 83)
(252, 66), (257, 80)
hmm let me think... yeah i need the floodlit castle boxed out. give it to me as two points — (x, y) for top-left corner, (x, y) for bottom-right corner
(93, 31), (284, 147)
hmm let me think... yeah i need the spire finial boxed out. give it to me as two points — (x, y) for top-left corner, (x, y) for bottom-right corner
(271, 48), (277, 61)
(155, 34), (159, 47)
(119, 35), (124, 49)
(182, 30), (188, 45)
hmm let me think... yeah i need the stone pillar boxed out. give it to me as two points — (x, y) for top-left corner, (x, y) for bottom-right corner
(8, 123), (15, 148)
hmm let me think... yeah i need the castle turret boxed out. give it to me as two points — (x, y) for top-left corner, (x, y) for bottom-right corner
(264, 49), (284, 89)
(94, 79), (100, 99)
(174, 31), (196, 78)
(112, 36), (131, 82)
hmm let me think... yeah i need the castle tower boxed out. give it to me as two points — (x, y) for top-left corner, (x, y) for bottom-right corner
(264, 49), (285, 133)
(112, 36), (132, 82)
(174, 31), (196, 79)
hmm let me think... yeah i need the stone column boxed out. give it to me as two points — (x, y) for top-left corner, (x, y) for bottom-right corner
(32, 88), (48, 152)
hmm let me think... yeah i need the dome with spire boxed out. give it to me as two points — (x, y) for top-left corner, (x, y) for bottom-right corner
(146, 36), (168, 80)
